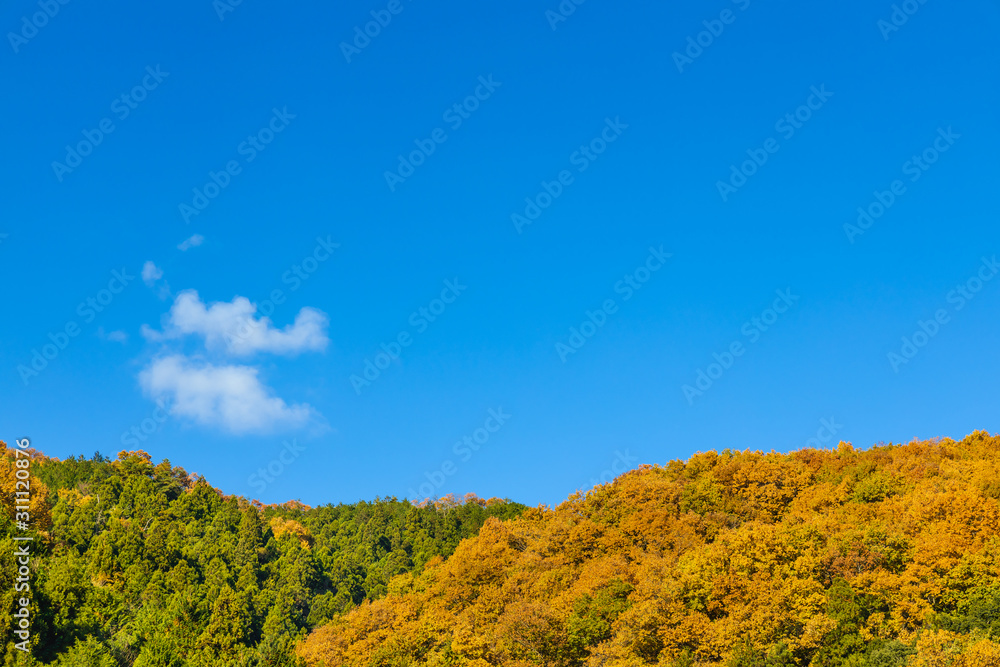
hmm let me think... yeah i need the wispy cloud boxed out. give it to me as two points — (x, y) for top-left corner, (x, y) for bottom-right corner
(178, 234), (204, 251)
(98, 327), (128, 344)
(142, 260), (164, 286)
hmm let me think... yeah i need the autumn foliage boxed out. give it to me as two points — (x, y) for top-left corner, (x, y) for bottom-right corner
(298, 432), (1000, 667)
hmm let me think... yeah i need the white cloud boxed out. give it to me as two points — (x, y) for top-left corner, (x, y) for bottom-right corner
(142, 261), (164, 286)
(145, 290), (328, 357)
(139, 355), (314, 435)
(178, 234), (204, 251)
(138, 288), (329, 435)
(98, 327), (128, 343)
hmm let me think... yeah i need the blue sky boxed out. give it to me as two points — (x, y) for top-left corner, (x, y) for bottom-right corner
(1, 0), (998, 508)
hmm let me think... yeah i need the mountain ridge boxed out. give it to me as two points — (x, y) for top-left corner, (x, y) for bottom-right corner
(297, 431), (1000, 667)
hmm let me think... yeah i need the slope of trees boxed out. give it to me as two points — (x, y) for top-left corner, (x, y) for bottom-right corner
(0, 444), (525, 666)
(298, 432), (1000, 667)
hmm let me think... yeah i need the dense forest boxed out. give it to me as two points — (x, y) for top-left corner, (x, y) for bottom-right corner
(0, 444), (524, 666)
(3, 433), (1000, 666)
(298, 432), (1000, 667)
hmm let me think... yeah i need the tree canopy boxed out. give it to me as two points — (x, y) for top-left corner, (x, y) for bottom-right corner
(0, 444), (524, 666)
(5, 432), (1000, 666)
(298, 432), (1000, 667)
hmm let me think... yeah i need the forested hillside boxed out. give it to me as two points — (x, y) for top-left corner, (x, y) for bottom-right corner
(0, 445), (525, 666)
(299, 432), (1000, 667)
(4, 434), (1000, 667)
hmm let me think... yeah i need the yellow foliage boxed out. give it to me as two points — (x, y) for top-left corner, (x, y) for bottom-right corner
(912, 630), (1000, 667)
(268, 516), (312, 549)
(297, 431), (1000, 667)
(0, 440), (52, 534)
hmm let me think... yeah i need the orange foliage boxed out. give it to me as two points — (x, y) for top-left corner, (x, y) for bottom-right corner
(298, 432), (1000, 666)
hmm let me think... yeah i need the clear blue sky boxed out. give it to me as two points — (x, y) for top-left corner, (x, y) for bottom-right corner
(2, 0), (998, 507)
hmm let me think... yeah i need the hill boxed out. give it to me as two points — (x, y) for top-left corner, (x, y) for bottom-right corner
(298, 432), (1000, 667)
(0, 444), (525, 666)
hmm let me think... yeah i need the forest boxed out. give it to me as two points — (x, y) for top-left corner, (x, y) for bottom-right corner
(0, 443), (523, 665)
(297, 432), (1000, 667)
(3, 432), (1000, 666)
